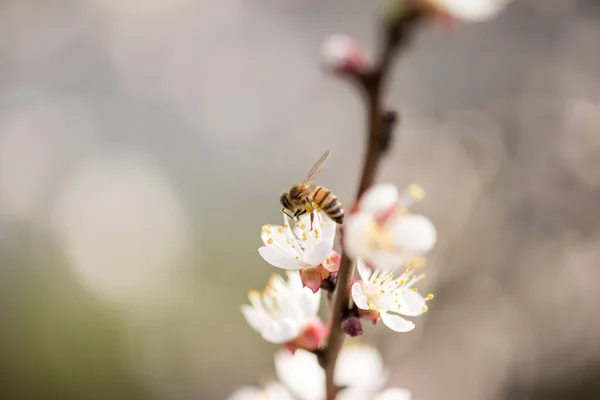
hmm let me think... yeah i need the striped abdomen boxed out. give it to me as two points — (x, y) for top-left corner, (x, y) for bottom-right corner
(311, 186), (344, 224)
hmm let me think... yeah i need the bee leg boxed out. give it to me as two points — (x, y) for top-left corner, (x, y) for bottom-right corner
(310, 212), (314, 231)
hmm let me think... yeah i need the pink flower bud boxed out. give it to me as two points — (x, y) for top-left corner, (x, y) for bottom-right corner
(342, 317), (363, 337)
(321, 35), (370, 75)
(284, 318), (329, 354)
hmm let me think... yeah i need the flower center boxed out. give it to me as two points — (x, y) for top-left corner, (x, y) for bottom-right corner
(364, 221), (395, 252)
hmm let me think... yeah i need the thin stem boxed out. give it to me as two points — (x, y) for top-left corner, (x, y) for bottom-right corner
(322, 8), (423, 400)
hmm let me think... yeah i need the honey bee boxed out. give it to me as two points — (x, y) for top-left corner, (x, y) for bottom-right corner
(280, 149), (344, 229)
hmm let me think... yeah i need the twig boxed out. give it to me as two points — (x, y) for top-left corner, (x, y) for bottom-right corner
(322, 8), (424, 400)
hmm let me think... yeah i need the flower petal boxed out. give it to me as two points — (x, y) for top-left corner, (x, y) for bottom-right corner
(303, 238), (334, 266)
(399, 291), (427, 317)
(240, 305), (270, 332)
(227, 386), (264, 400)
(336, 388), (370, 400)
(335, 345), (387, 393)
(430, 0), (507, 22)
(263, 382), (294, 400)
(262, 318), (301, 344)
(389, 214), (437, 256)
(359, 183), (399, 217)
(317, 210), (337, 239)
(375, 388), (412, 400)
(259, 246), (302, 270)
(380, 311), (415, 332)
(261, 227), (301, 259)
(275, 350), (325, 400)
(343, 212), (374, 261)
(356, 258), (373, 282)
(298, 286), (321, 318)
(351, 282), (370, 310)
(368, 250), (404, 273)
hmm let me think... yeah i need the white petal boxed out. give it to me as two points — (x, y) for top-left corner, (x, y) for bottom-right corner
(336, 388), (370, 400)
(343, 212), (373, 261)
(368, 250), (404, 273)
(430, 0), (507, 22)
(296, 212), (313, 231)
(303, 238), (334, 265)
(375, 388), (412, 400)
(335, 345), (387, 393)
(227, 386), (264, 400)
(299, 287), (321, 318)
(351, 282), (370, 310)
(263, 382), (294, 400)
(282, 212), (292, 226)
(356, 258), (373, 281)
(321, 216), (337, 240)
(399, 291), (427, 317)
(261, 227), (300, 259)
(285, 270), (303, 288)
(259, 246), (303, 270)
(275, 350), (326, 400)
(380, 311), (415, 332)
(359, 183), (399, 217)
(262, 319), (301, 344)
(240, 305), (271, 332)
(389, 214), (437, 255)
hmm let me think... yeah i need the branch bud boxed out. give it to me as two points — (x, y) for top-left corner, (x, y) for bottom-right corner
(321, 35), (371, 75)
(342, 317), (363, 337)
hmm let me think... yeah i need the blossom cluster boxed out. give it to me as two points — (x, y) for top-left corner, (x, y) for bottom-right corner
(244, 183), (436, 351)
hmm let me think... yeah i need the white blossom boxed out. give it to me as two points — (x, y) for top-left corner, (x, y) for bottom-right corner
(426, 0), (513, 22)
(259, 211), (340, 292)
(259, 210), (336, 271)
(352, 258), (433, 332)
(274, 344), (410, 400)
(344, 184), (437, 272)
(227, 382), (293, 400)
(241, 271), (324, 345)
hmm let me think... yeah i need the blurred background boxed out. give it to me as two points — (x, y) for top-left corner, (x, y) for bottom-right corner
(0, 0), (599, 399)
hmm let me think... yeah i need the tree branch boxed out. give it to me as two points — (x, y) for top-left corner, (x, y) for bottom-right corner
(322, 8), (423, 400)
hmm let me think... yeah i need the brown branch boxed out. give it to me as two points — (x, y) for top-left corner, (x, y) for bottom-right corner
(322, 8), (424, 400)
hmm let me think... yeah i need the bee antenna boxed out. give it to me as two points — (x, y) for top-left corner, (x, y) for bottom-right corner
(282, 209), (294, 219)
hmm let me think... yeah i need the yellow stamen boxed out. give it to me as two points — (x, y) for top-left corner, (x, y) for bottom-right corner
(267, 238), (273, 245)
(277, 226), (284, 234)
(421, 305), (428, 313)
(427, 294), (434, 300)
(407, 184), (425, 200)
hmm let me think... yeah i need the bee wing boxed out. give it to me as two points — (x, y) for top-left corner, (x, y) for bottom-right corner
(303, 149), (331, 185)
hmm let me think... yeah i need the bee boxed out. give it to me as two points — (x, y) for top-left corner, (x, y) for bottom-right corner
(280, 149), (344, 229)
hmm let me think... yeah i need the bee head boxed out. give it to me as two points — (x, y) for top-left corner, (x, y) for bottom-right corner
(280, 192), (292, 210)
